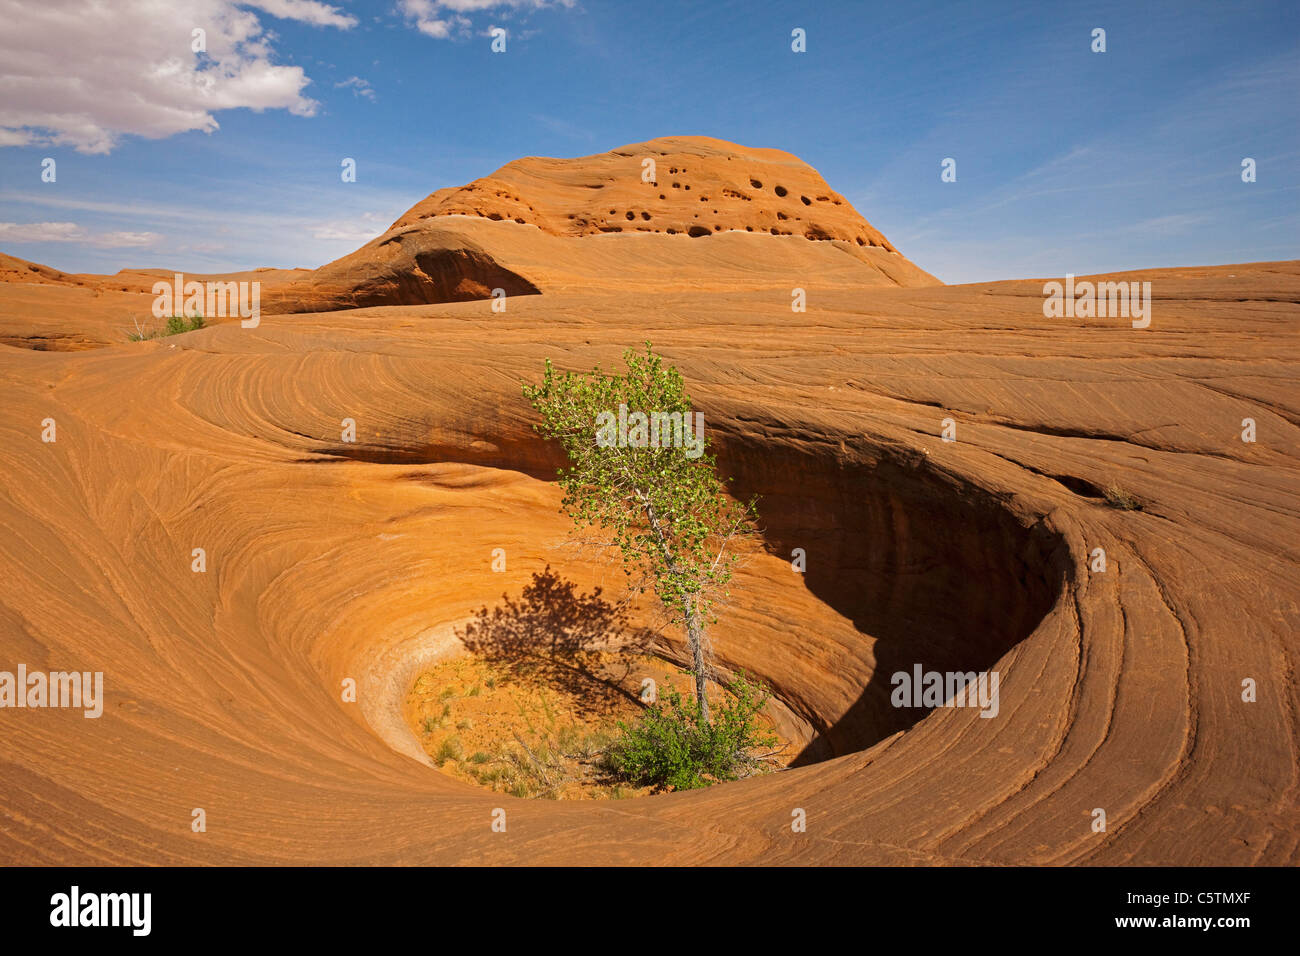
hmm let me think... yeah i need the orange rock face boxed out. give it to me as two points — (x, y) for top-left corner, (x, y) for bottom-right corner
(393, 136), (903, 248)
(260, 136), (939, 314)
(0, 137), (1296, 866)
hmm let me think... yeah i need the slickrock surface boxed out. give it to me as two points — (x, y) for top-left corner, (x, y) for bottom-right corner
(0, 139), (1296, 865)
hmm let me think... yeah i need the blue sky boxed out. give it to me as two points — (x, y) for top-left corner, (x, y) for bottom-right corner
(0, 0), (1295, 283)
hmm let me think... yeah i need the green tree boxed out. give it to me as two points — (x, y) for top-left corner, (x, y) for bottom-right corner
(522, 344), (757, 723)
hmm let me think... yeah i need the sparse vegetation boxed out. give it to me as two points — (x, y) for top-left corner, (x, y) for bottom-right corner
(607, 672), (778, 791)
(1104, 484), (1142, 511)
(128, 311), (205, 341)
(432, 735), (463, 765)
(460, 717), (619, 800)
(407, 650), (788, 799)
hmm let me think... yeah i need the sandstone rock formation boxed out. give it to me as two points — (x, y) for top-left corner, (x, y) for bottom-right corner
(0, 138), (1295, 865)
(267, 136), (939, 314)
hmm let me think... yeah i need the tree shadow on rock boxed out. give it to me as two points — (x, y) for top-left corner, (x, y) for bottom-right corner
(458, 566), (645, 718)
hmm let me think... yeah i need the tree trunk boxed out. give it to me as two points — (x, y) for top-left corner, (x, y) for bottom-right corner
(685, 595), (709, 724)
(638, 494), (711, 722)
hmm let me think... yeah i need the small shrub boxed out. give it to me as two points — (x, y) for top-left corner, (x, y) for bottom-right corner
(132, 312), (204, 342)
(433, 736), (463, 765)
(607, 672), (777, 791)
(1104, 484), (1141, 511)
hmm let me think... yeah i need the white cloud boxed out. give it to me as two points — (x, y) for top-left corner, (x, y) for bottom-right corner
(312, 212), (391, 242)
(397, 0), (570, 40)
(437, 0), (566, 11)
(242, 0), (356, 28)
(0, 222), (161, 247)
(335, 76), (376, 100)
(418, 19), (453, 39)
(0, 0), (355, 154)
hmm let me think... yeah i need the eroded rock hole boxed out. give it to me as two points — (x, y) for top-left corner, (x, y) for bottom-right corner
(708, 426), (1066, 766)
(385, 417), (1065, 795)
(1053, 474), (1106, 499)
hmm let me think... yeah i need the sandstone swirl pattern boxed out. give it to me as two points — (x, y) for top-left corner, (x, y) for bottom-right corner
(0, 137), (1296, 864)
